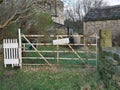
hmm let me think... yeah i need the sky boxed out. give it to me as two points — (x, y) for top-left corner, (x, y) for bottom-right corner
(62, 0), (120, 11)
(62, 0), (120, 6)
(62, 0), (120, 19)
(109, 0), (120, 5)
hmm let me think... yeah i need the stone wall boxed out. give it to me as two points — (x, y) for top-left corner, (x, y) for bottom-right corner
(84, 20), (120, 46)
(98, 47), (120, 89)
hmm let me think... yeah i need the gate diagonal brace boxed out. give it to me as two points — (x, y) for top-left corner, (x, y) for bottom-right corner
(22, 34), (52, 67)
(59, 35), (87, 65)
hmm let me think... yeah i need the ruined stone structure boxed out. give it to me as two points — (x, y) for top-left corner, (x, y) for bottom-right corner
(32, 0), (66, 35)
(34, 0), (64, 25)
(84, 5), (120, 46)
(51, 0), (64, 25)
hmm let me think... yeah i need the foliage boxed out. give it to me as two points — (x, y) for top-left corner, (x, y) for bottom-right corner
(98, 50), (120, 90)
(0, 67), (101, 90)
(113, 53), (120, 63)
(0, 0), (61, 38)
(34, 13), (53, 34)
(3, 23), (19, 38)
(24, 12), (53, 35)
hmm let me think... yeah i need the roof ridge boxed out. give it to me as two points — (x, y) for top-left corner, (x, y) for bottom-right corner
(91, 4), (120, 10)
(84, 5), (120, 22)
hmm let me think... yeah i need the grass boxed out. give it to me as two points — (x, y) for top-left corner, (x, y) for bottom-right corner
(0, 45), (109, 90)
(0, 66), (102, 90)
(0, 36), (100, 89)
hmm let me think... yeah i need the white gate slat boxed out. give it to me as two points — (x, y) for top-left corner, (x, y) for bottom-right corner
(3, 39), (19, 67)
(6, 48), (8, 59)
(4, 48), (6, 59)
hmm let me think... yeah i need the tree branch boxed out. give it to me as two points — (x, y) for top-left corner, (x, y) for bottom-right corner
(0, 13), (16, 29)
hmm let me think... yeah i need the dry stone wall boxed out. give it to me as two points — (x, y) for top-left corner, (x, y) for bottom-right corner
(98, 47), (120, 89)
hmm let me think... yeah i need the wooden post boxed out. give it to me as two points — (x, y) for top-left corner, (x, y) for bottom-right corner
(84, 36), (88, 62)
(96, 34), (98, 68)
(98, 30), (102, 70)
(18, 28), (22, 68)
(23, 44), (25, 51)
(57, 35), (59, 63)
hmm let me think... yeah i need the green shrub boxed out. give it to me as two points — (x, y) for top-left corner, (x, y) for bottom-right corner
(113, 53), (120, 62)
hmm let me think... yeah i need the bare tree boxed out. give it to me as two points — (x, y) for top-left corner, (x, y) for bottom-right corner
(66, 0), (107, 21)
(0, 0), (62, 30)
(0, 0), (34, 30)
(64, 0), (107, 34)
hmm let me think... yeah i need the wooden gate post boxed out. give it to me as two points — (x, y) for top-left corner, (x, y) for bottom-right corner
(56, 35), (59, 63)
(96, 34), (99, 68)
(18, 28), (22, 68)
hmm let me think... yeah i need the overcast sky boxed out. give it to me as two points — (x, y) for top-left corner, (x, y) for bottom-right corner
(63, 0), (120, 18)
(62, 0), (120, 11)
(62, 0), (120, 6)
(109, 0), (120, 5)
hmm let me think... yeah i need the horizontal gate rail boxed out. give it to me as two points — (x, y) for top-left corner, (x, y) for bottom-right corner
(23, 50), (96, 53)
(22, 57), (96, 60)
(20, 29), (98, 68)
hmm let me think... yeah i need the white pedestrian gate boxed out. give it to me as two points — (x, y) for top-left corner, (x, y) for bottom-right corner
(3, 39), (19, 67)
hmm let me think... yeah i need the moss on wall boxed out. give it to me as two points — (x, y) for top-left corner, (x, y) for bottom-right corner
(98, 49), (120, 89)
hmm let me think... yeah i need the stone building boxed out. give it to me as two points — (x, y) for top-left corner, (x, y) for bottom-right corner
(84, 5), (120, 46)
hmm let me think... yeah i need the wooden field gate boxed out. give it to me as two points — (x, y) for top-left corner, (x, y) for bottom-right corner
(19, 29), (98, 68)
(3, 29), (98, 68)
